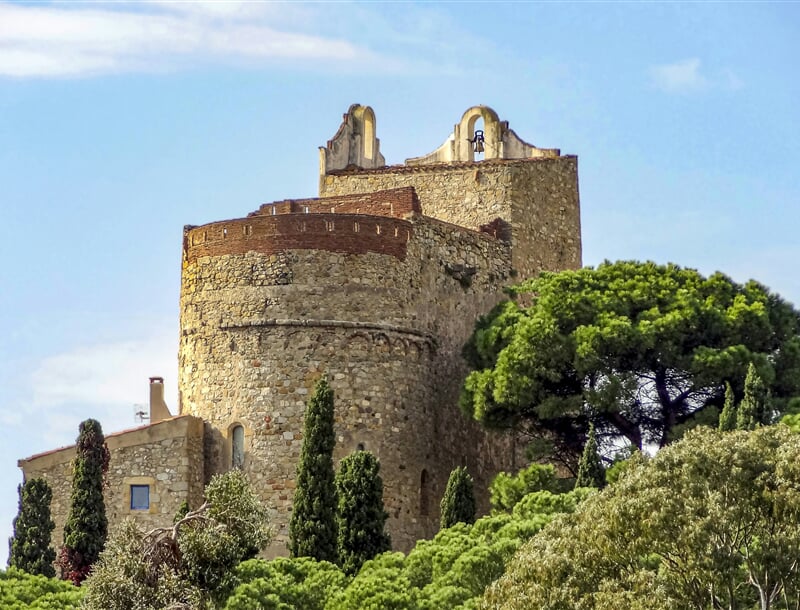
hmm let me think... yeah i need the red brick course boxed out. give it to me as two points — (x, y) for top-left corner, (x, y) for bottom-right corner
(183, 213), (412, 264)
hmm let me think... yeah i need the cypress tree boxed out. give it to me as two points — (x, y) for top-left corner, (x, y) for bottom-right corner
(289, 376), (338, 562)
(440, 466), (476, 528)
(737, 363), (768, 431)
(718, 382), (737, 432)
(335, 451), (391, 575)
(575, 424), (605, 489)
(57, 418), (110, 585)
(8, 478), (56, 577)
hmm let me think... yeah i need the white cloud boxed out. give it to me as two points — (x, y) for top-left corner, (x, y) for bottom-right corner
(26, 330), (179, 446)
(0, 1), (365, 77)
(650, 58), (708, 93)
(649, 58), (744, 94)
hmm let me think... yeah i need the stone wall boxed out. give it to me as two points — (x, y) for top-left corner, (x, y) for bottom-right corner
(251, 187), (421, 219)
(18, 416), (205, 554)
(319, 156), (582, 279)
(179, 214), (517, 553)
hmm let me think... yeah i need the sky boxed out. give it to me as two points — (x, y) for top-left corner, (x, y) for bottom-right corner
(1, 0), (798, 565)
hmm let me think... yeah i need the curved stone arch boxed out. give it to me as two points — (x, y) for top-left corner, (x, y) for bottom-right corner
(226, 421), (249, 470)
(353, 105), (377, 164)
(457, 105), (502, 161)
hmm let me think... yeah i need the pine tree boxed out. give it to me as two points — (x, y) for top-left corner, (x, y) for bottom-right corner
(335, 451), (391, 575)
(57, 418), (110, 585)
(575, 424), (605, 488)
(737, 363), (768, 431)
(440, 466), (476, 528)
(8, 478), (56, 577)
(289, 376), (338, 562)
(718, 382), (737, 432)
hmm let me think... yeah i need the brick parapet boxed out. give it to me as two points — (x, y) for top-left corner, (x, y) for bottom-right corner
(183, 213), (413, 264)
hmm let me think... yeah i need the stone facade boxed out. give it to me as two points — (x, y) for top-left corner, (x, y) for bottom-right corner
(178, 105), (582, 554)
(18, 415), (205, 550)
(18, 104), (582, 559)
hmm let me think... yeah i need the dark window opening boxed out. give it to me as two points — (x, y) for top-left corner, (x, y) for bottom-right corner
(420, 469), (429, 516)
(232, 425), (245, 469)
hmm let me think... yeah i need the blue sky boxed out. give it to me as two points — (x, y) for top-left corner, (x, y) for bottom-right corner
(1, 1), (798, 565)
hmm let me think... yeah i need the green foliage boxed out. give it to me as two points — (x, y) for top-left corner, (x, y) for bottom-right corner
(488, 463), (562, 512)
(440, 467), (476, 528)
(482, 426), (800, 609)
(335, 451), (391, 575)
(9, 478), (56, 577)
(181, 469), (271, 595)
(290, 376), (338, 562)
(737, 361), (770, 430)
(81, 520), (204, 610)
(461, 261), (800, 463)
(0, 568), (82, 609)
(82, 470), (270, 610)
(173, 499), (190, 524)
(220, 483), (588, 610)
(328, 554), (418, 610)
(575, 424), (604, 488)
(718, 381), (737, 431)
(223, 557), (346, 610)
(57, 418), (110, 585)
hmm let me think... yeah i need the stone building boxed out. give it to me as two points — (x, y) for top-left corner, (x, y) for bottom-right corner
(19, 105), (581, 556)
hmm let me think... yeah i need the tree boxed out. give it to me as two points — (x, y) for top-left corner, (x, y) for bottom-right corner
(57, 418), (110, 585)
(461, 261), (800, 467)
(488, 463), (563, 513)
(335, 451), (391, 575)
(440, 467), (476, 528)
(82, 469), (270, 610)
(718, 382), (737, 432)
(289, 376), (338, 562)
(482, 426), (800, 610)
(8, 478), (56, 577)
(737, 362), (770, 430)
(0, 567), (83, 609)
(575, 424), (604, 489)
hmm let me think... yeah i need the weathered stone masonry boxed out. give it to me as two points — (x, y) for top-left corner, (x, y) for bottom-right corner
(18, 104), (582, 558)
(179, 105), (582, 553)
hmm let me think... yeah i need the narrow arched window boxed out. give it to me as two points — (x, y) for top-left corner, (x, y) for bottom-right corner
(420, 469), (429, 516)
(232, 425), (245, 469)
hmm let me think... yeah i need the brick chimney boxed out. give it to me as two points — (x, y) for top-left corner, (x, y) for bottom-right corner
(149, 377), (172, 424)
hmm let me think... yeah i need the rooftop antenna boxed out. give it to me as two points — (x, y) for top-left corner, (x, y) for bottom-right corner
(133, 403), (149, 423)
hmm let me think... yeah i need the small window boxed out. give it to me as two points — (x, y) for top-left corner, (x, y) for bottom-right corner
(232, 425), (245, 469)
(356, 442), (365, 451)
(420, 469), (429, 516)
(130, 485), (150, 510)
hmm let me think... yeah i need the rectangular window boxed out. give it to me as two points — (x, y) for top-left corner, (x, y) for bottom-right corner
(130, 485), (150, 510)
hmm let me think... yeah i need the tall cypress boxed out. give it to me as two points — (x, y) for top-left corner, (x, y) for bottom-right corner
(335, 451), (391, 575)
(289, 376), (338, 562)
(57, 419), (110, 585)
(718, 382), (737, 432)
(8, 478), (56, 577)
(440, 466), (476, 529)
(737, 363), (768, 431)
(575, 424), (605, 489)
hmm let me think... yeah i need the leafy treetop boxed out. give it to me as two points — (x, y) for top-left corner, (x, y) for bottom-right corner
(461, 260), (800, 466)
